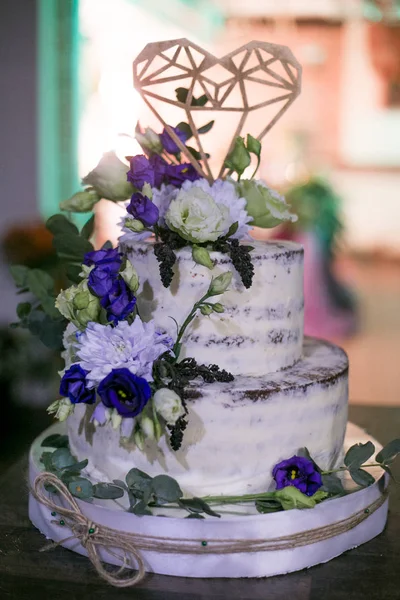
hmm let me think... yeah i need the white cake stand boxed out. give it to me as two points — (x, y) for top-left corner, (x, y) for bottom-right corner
(28, 422), (389, 579)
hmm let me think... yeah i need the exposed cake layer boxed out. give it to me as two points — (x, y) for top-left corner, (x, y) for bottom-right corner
(127, 240), (304, 377)
(68, 338), (348, 497)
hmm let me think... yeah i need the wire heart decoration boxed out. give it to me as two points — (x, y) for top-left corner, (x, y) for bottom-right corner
(133, 38), (302, 182)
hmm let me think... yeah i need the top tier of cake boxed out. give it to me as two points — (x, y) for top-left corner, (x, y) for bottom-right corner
(128, 240), (304, 376)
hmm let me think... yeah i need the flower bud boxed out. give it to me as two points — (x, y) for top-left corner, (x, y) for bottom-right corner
(124, 217), (145, 232)
(135, 127), (163, 154)
(237, 180), (297, 229)
(111, 410), (122, 430)
(275, 486), (316, 510)
(120, 260), (139, 293)
(200, 305), (212, 316)
(192, 246), (214, 270)
(153, 388), (185, 426)
(208, 271), (233, 296)
(82, 151), (133, 201)
(152, 411), (163, 441)
(141, 416), (155, 440)
(60, 189), (100, 213)
(47, 398), (74, 422)
(56, 280), (100, 328)
(224, 136), (251, 177)
(141, 182), (153, 200)
(212, 303), (225, 313)
(73, 291), (90, 310)
(134, 428), (145, 451)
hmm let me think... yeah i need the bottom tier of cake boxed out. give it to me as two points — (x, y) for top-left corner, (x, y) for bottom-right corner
(68, 338), (348, 497)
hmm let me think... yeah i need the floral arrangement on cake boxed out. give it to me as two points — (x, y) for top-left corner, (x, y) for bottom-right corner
(10, 94), (296, 453)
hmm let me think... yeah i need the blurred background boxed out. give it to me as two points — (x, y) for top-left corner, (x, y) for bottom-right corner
(1, 0), (400, 470)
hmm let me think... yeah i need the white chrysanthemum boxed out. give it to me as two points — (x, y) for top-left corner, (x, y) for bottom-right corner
(181, 178), (252, 239)
(75, 318), (172, 388)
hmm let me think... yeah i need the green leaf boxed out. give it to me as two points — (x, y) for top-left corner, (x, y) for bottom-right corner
(126, 468), (153, 491)
(40, 452), (54, 471)
(51, 448), (76, 470)
(381, 463), (398, 483)
(129, 500), (152, 516)
(16, 302), (32, 319)
(151, 475), (183, 504)
(197, 120), (214, 135)
(186, 146), (210, 160)
(255, 499), (283, 513)
(68, 477), (93, 500)
(321, 473), (345, 495)
(26, 269), (55, 302)
(53, 233), (93, 262)
(66, 264), (83, 284)
(113, 479), (128, 491)
(224, 221), (239, 239)
(81, 215), (95, 240)
(349, 467), (375, 487)
(26, 311), (66, 350)
(194, 94), (208, 107)
(176, 122), (192, 140)
(62, 459), (89, 474)
(41, 297), (62, 319)
(175, 87), (189, 103)
(46, 214), (79, 236)
(9, 265), (30, 288)
(101, 240), (113, 250)
(41, 434), (69, 449)
(93, 482), (125, 500)
(344, 441), (375, 470)
(185, 513), (205, 519)
(246, 133), (261, 158)
(179, 498), (221, 518)
(224, 137), (251, 177)
(376, 439), (400, 465)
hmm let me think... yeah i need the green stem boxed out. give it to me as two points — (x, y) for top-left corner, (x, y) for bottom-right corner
(323, 463), (382, 475)
(251, 156), (261, 180)
(201, 492), (277, 504)
(172, 291), (210, 361)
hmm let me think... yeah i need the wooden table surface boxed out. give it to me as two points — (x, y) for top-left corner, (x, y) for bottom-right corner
(1, 405), (399, 600)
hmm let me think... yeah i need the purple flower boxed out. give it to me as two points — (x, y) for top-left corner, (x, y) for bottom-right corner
(97, 368), (151, 417)
(149, 154), (168, 188)
(127, 192), (159, 227)
(165, 163), (201, 186)
(127, 154), (155, 189)
(160, 125), (188, 155)
(100, 278), (136, 324)
(88, 267), (117, 297)
(272, 455), (322, 497)
(84, 247), (121, 274)
(60, 364), (95, 405)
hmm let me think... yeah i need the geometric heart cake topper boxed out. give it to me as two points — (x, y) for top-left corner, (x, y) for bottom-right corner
(133, 38), (302, 181)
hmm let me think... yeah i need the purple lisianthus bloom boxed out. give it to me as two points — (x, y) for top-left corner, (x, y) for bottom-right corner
(165, 163), (201, 186)
(160, 125), (188, 155)
(100, 278), (136, 324)
(127, 192), (159, 227)
(272, 455), (322, 497)
(88, 266), (117, 297)
(127, 154), (155, 189)
(84, 247), (121, 274)
(97, 367), (151, 417)
(60, 364), (95, 405)
(149, 154), (168, 188)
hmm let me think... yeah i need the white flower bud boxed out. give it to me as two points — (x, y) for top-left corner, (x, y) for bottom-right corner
(200, 304), (212, 316)
(135, 127), (163, 154)
(111, 410), (122, 430)
(134, 429), (145, 451)
(141, 416), (155, 440)
(192, 246), (214, 270)
(60, 189), (100, 213)
(82, 151), (133, 201)
(120, 260), (139, 293)
(208, 271), (233, 296)
(123, 217), (145, 232)
(153, 388), (185, 426)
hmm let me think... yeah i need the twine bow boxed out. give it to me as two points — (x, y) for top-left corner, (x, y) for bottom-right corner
(31, 472), (146, 588)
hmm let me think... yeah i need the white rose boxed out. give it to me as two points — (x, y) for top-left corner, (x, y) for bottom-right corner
(82, 151), (133, 201)
(153, 388), (185, 425)
(165, 187), (231, 243)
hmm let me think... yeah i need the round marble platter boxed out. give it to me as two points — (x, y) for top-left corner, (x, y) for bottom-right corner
(28, 422), (389, 579)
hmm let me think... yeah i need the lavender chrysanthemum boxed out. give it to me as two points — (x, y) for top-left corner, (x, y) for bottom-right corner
(75, 317), (172, 388)
(181, 178), (252, 239)
(151, 184), (179, 225)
